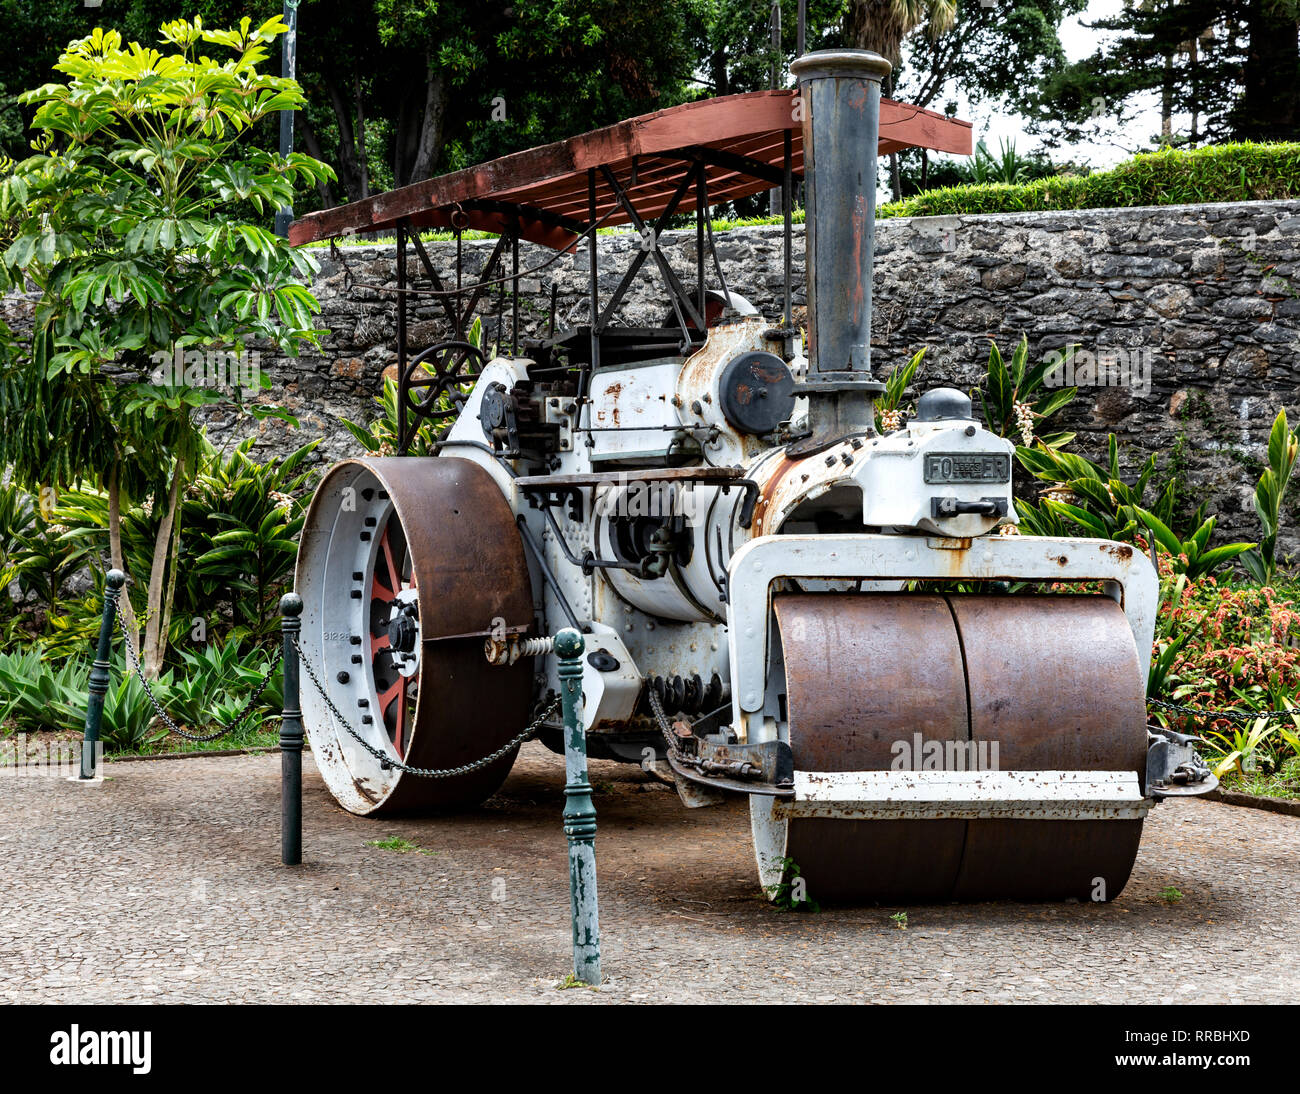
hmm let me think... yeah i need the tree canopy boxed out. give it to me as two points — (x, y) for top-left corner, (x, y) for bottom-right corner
(0, 15), (332, 673)
(0, 1), (1295, 213)
(1027, 0), (1300, 148)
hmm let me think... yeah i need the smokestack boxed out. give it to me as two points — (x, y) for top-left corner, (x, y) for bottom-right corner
(789, 49), (891, 453)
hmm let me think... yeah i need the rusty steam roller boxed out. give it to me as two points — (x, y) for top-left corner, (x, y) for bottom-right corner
(289, 50), (1216, 904)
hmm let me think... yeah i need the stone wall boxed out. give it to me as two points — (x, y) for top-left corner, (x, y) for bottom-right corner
(6, 198), (1300, 553)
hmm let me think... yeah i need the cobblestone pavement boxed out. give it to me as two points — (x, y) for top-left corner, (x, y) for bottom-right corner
(3, 743), (1297, 1004)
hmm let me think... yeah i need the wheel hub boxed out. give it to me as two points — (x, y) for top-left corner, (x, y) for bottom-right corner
(386, 592), (421, 677)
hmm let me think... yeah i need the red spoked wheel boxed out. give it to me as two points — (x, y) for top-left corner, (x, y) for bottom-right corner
(368, 514), (416, 758)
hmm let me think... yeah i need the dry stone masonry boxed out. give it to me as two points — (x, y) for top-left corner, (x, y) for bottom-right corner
(5, 199), (1298, 552)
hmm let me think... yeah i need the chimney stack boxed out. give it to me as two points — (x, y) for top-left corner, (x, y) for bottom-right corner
(788, 49), (891, 453)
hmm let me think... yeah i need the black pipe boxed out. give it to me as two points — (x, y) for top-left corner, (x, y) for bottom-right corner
(279, 592), (304, 866)
(273, 1), (299, 238)
(515, 516), (584, 633)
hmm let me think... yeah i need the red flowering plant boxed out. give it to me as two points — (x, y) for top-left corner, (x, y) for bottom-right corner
(1150, 550), (1300, 779)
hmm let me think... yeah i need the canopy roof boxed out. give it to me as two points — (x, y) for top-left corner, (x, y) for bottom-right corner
(288, 89), (971, 251)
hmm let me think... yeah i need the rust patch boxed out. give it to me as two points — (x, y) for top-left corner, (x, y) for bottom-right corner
(755, 451), (802, 536)
(604, 381), (623, 426)
(353, 777), (381, 804)
(847, 195), (867, 326)
(1102, 543), (1134, 561)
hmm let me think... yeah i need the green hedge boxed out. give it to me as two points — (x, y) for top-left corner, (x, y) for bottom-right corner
(878, 142), (1300, 219)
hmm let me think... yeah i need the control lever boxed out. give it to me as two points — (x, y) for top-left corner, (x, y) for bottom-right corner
(931, 497), (1006, 518)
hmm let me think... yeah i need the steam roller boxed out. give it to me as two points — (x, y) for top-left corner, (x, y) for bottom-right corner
(292, 48), (1216, 901)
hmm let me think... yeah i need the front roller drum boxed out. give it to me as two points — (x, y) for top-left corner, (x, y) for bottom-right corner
(756, 593), (1148, 903)
(295, 457), (535, 814)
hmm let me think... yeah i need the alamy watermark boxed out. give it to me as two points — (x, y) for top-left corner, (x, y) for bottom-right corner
(149, 346), (264, 398)
(1, 737), (102, 780)
(890, 733), (1000, 771)
(50, 1025), (151, 1075)
(1044, 346), (1154, 397)
(592, 474), (702, 521)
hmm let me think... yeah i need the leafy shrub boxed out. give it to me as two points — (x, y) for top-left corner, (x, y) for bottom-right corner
(169, 639), (281, 729)
(177, 438), (317, 642)
(1016, 437), (1185, 543)
(1150, 567), (1300, 775)
(1242, 409), (1298, 585)
(977, 336), (1075, 448)
(14, 437), (317, 654)
(99, 671), (167, 753)
(880, 142), (1300, 219)
(0, 648), (87, 731)
(0, 481), (35, 591)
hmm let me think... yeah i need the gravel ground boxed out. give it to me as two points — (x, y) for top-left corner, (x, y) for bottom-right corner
(2, 742), (1297, 1004)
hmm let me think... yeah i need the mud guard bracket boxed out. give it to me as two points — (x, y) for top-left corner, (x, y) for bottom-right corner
(665, 739), (795, 803)
(1147, 726), (1220, 799)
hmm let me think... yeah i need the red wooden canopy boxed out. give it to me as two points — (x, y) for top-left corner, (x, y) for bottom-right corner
(288, 89), (971, 251)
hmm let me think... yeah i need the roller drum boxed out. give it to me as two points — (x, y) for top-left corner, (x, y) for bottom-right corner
(773, 592), (1148, 903)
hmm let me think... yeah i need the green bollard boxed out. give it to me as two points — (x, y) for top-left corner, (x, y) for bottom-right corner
(80, 569), (125, 780)
(555, 627), (601, 986)
(279, 592), (304, 865)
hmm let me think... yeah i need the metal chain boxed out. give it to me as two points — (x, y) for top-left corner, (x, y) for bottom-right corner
(117, 614), (277, 742)
(1148, 696), (1300, 728)
(293, 635), (559, 777)
(645, 682), (688, 760)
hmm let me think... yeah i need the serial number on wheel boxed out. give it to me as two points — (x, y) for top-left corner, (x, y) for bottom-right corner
(923, 453), (1011, 484)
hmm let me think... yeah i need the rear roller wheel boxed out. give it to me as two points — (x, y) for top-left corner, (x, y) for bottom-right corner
(295, 456), (535, 814)
(753, 593), (1148, 903)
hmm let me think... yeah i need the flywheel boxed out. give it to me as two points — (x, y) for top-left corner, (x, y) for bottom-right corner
(295, 456), (535, 814)
(752, 593), (1148, 903)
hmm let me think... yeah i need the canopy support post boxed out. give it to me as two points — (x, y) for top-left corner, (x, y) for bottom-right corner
(396, 219), (408, 454)
(696, 162), (706, 322)
(511, 232), (520, 356)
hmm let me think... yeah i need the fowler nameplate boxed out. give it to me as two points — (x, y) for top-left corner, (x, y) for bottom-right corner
(923, 453), (1011, 485)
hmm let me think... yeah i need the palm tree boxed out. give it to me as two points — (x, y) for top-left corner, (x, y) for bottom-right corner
(843, 0), (958, 199)
(844, 0), (957, 68)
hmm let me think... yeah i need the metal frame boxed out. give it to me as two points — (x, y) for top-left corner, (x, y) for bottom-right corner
(395, 218), (516, 453)
(303, 83), (971, 456)
(725, 533), (1160, 724)
(393, 140), (801, 455)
